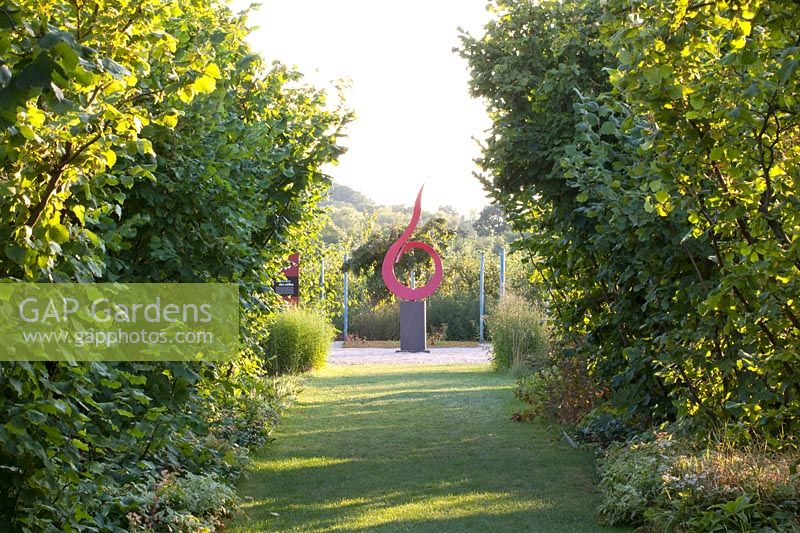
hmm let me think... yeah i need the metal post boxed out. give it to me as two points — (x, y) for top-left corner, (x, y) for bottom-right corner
(320, 258), (325, 301)
(343, 254), (349, 341)
(479, 252), (485, 343)
(410, 270), (416, 289)
(499, 247), (506, 299)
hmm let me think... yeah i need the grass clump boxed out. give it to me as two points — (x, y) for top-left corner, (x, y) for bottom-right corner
(486, 293), (550, 374)
(268, 307), (336, 374)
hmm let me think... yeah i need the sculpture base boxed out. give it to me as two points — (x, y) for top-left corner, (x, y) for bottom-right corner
(399, 300), (427, 353)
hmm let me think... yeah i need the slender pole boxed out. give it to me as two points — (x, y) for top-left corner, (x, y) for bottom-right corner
(499, 247), (505, 299)
(343, 254), (349, 341)
(479, 252), (485, 343)
(410, 270), (416, 289)
(320, 258), (325, 301)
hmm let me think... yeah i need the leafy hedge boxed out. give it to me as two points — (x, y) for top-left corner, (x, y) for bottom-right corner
(0, 0), (349, 530)
(348, 303), (399, 341)
(427, 293), (480, 341)
(460, 0), (800, 436)
(347, 295), (480, 342)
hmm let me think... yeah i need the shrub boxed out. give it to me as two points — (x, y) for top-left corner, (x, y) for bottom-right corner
(427, 294), (479, 341)
(575, 409), (640, 448)
(268, 307), (336, 373)
(513, 365), (561, 421)
(597, 434), (674, 526)
(126, 471), (237, 532)
(486, 293), (550, 372)
(597, 432), (800, 530)
(209, 375), (298, 449)
(348, 304), (399, 340)
(512, 353), (600, 425)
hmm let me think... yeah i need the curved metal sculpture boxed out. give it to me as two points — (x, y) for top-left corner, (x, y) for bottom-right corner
(381, 186), (443, 301)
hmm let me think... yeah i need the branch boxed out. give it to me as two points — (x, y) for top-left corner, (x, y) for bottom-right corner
(26, 132), (102, 228)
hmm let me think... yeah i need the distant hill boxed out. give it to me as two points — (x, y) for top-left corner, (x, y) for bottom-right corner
(323, 183), (376, 211)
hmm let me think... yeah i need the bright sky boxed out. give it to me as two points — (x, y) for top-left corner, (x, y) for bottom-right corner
(234, 0), (494, 215)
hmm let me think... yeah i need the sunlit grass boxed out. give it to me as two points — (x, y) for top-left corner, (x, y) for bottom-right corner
(230, 364), (632, 532)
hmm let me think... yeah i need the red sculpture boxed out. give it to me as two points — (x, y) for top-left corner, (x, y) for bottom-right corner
(381, 186), (443, 301)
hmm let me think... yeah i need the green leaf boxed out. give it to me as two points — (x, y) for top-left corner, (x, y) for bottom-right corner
(655, 190), (669, 203)
(101, 58), (131, 79)
(192, 75), (216, 94)
(53, 42), (79, 73)
(643, 66), (666, 85)
(15, 53), (55, 90)
(204, 63), (222, 79)
(103, 149), (117, 169)
(779, 60), (799, 85)
(72, 205), (86, 224)
(18, 125), (36, 140)
(25, 410), (47, 424)
(71, 438), (90, 452)
(48, 223), (70, 244)
(39, 424), (65, 446)
(39, 30), (77, 49)
(0, 64), (11, 85)
(4, 244), (25, 263)
(599, 121), (617, 135)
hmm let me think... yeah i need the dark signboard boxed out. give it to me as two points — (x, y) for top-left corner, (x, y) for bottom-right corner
(274, 277), (298, 297)
(274, 253), (299, 303)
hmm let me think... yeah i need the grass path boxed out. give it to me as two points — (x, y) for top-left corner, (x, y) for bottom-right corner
(230, 364), (630, 532)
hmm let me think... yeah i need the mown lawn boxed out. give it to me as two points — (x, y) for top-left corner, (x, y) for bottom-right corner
(230, 364), (631, 532)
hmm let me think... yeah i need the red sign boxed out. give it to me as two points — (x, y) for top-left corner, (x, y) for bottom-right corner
(274, 253), (299, 303)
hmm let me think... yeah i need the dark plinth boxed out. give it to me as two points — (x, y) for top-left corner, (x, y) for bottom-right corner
(399, 300), (427, 352)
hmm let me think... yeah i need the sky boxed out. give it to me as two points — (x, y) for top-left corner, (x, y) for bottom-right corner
(233, 0), (495, 215)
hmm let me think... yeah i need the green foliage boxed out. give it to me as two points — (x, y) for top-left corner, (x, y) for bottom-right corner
(597, 436), (673, 526)
(461, 0), (800, 437)
(513, 367), (561, 420)
(267, 307), (336, 374)
(209, 374), (297, 450)
(486, 293), (550, 372)
(513, 354), (600, 425)
(346, 294), (480, 342)
(126, 471), (237, 532)
(427, 293), (479, 341)
(575, 410), (639, 448)
(348, 303), (399, 341)
(473, 204), (510, 237)
(597, 433), (800, 530)
(0, 0), (348, 529)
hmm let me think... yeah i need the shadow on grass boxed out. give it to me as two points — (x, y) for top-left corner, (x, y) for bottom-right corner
(231, 366), (631, 533)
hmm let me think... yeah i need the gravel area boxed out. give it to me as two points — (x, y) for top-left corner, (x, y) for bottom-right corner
(328, 344), (493, 365)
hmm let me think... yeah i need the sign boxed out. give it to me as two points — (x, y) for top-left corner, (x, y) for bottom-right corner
(274, 253), (300, 303)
